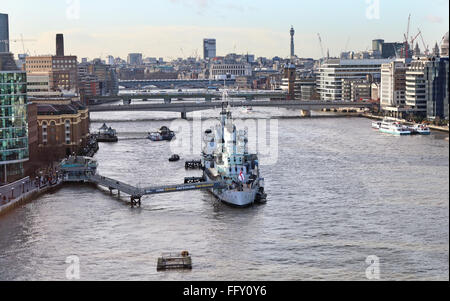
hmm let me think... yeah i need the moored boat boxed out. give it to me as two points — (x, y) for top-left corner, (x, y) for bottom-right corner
(408, 124), (431, 135)
(201, 92), (266, 207)
(371, 121), (382, 129)
(379, 120), (411, 136)
(96, 123), (118, 142)
(148, 126), (176, 141)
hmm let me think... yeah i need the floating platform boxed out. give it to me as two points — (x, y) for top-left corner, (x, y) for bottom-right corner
(185, 160), (203, 170)
(184, 177), (206, 184)
(96, 135), (118, 143)
(157, 251), (192, 271)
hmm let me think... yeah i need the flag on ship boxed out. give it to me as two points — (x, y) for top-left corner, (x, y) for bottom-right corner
(239, 171), (245, 182)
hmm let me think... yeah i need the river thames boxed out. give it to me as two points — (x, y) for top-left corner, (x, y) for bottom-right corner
(0, 108), (448, 281)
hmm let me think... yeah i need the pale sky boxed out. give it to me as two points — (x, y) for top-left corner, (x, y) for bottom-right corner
(2, 0), (449, 60)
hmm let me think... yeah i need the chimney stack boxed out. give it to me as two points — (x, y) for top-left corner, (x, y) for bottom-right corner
(56, 33), (64, 56)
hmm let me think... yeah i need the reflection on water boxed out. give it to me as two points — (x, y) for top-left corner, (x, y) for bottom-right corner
(0, 109), (448, 280)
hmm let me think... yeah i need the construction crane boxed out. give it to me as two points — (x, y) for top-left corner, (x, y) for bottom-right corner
(417, 28), (429, 55)
(317, 33), (325, 60)
(0, 35), (36, 55)
(407, 31), (421, 55)
(344, 36), (351, 53)
(404, 14), (411, 59)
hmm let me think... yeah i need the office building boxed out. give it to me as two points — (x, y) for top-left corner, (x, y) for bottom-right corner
(25, 35), (78, 93)
(27, 74), (62, 97)
(0, 53), (29, 183)
(372, 39), (384, 53)
(425, 57), (449, 120)
(405, 57), (449, 119)
(26, 55), (78, 92)
(341, 79), (372, 102)
(203, 39), (216, 60)
(441, 32), (449, 57)
(380, 60), (408, 118)
(0, 13), (9, 53)
(127, 53), (143, 66)
(294, 75), (317, 100)
(209, 62), (252, 80)
(317, 58), (394, 101)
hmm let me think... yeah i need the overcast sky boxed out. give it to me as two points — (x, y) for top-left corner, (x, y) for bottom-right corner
(2, 0), (449, 60)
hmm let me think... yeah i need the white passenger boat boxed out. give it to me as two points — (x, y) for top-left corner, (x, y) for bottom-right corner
(371, 121), (382, 129)
(379, 120), (411, 136)
(408, 124), (431, 135)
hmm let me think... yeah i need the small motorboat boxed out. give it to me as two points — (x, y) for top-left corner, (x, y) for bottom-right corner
(409, 124), (431, 135)
(371, 121), (382, 129)
(169, 155), (180, 162)
(241, 106), (253, 114)
(148, 126), (176, 141)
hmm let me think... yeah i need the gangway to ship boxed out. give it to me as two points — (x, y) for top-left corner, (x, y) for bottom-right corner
(59, 156), (227, 207)
(87, 174), (226, 207)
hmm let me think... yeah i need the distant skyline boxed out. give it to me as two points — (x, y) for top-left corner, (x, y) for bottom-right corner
(2, 0), (449, 60)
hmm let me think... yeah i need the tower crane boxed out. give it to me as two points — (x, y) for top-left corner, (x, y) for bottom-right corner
(408, 31), (421, 55)
(0, 35), (36, 55)
(317, 33), (325, 61)
(403, 14), (411, 58)
(417, 29), (429, 55)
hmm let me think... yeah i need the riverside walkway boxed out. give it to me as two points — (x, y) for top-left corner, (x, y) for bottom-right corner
(0, 176), (62, 216)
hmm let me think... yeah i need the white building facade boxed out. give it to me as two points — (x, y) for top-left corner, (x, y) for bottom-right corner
(317, 59), (394, 101)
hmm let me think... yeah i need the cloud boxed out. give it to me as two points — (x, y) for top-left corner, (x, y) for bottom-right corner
(426, 14), (443, 24)
(169, 0), (213, 9)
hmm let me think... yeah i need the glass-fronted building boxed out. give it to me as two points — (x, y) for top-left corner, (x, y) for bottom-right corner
(0, 13), (9, 53)
(0, 71), (29, 183)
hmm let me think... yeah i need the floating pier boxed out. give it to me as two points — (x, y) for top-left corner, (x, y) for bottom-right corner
(58, 156), (226, 207)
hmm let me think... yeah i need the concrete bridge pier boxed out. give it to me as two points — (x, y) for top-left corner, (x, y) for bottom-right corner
(300, 110), (311, 117)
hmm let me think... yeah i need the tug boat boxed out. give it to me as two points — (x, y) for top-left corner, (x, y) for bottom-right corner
(148, 126), (176, 141)
(169, 154), (180, 162)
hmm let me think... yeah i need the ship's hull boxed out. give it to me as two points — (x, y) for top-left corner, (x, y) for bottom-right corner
(204, 173), (257, 207)
(379, 128), (411, 136)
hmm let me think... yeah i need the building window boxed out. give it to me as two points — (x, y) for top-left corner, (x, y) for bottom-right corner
(65, 120), (71, 144)
(42, 122), (48, 144)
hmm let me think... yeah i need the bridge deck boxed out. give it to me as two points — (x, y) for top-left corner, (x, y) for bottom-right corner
(89, 100), (373, 113)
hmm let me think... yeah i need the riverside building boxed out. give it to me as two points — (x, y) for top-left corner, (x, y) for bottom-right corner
(317, 58), (394, 101)
(380, 60), (408, 118)
(0, 53), (29, 184)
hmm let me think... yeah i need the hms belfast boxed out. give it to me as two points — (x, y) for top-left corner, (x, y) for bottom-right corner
(201, 92), (267, 207)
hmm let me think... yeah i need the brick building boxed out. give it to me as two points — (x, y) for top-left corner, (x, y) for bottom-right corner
(35, 101), (89, 163)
